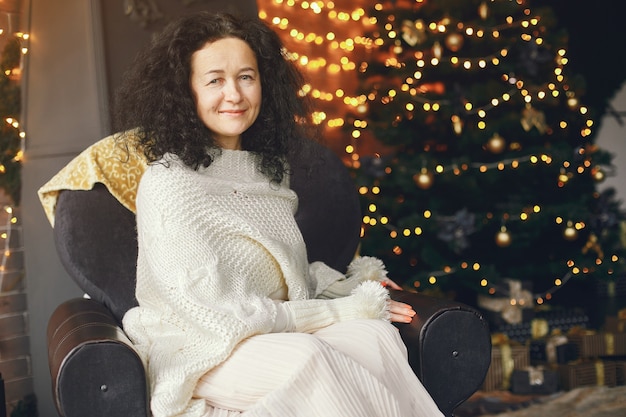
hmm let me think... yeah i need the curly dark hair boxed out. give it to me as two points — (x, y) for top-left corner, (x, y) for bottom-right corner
(113, 12), (315, 183)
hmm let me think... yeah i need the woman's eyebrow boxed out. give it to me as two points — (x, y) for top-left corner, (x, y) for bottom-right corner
(202, 67), (257, 75)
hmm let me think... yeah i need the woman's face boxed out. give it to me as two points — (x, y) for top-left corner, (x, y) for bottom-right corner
(190, 37), (262, 150)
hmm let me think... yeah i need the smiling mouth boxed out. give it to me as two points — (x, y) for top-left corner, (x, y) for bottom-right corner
(220, 109), (246, 115)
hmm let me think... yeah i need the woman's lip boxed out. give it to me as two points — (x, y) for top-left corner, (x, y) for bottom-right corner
(220, 109), (246, 114)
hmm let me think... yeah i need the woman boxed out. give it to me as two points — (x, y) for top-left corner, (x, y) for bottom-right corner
(115, 11), (444, 417)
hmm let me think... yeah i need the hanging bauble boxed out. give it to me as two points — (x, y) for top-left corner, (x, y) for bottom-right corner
(413, 168), (434, 189)
(563, 222), (578, 241)
(445, 33), (464, 52)
(558, 168), (570, 184)
(432, 41), (443, 59)
(478, 1), (489, 20)
(592, 167), (605, 182)
(393, 40), (403, 55)
(495, 226), (511, 247)
(485, 133), (506, 154)
(451, 115), (463, 135)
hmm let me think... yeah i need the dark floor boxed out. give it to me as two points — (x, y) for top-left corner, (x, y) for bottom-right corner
(454, 391), (555, 417)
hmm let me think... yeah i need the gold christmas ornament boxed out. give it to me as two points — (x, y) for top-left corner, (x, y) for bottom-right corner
(393, 41), (403, 55)
(451, 115), (463, 135)
(563, 222), (578, 241)
(413, 168), (434, 189)
(445, 33), (464, 52)
(478, 1), (489, 20)
(592, 167), (605, 182)
(567, 96), (579, 109)
(485, 133), (506, 154)
(521, 104), (548, 134)
(495, 226), (511, 247)
(432, 41), (443, 59)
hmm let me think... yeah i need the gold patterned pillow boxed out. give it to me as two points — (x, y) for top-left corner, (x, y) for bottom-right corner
(38, 131), (148, 227)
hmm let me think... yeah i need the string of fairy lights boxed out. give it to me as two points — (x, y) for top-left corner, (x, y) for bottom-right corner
(259, 1), (375, 130)
(0, 18), (28, 161)
(261, 1), (593, 152)
(0, 9), (28, 291)
(259, 0), (623, 306)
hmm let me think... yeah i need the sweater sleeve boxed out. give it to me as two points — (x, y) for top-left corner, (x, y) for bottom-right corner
(271, 281), (391, 333)
(308, 256), (389, 299)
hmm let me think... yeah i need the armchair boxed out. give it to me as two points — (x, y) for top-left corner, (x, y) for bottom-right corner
(44, 138), (491, 417)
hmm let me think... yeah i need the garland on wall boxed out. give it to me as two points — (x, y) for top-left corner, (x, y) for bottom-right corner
(0, 28), (26, 205)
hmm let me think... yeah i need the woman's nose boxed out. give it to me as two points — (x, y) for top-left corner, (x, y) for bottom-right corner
(224, 80), (242, 102)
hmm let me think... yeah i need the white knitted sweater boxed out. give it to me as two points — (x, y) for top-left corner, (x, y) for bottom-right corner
(122, 150), (391, 417)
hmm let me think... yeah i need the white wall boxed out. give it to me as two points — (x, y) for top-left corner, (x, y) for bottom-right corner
(597, 81), (626, 206)
(22, 1), (106, 415)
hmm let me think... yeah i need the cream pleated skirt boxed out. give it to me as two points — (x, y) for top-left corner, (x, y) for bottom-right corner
(193, 319), (444, 417)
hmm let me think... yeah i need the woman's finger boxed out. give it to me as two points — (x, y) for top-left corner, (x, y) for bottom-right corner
(382, 278), (403, 291)
(387, 300), (416, 323)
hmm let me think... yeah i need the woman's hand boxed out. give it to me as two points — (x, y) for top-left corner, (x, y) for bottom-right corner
(381, 277), (414, 323)
(388, 300), (416, 323)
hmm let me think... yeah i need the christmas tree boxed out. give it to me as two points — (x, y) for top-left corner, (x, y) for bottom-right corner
(347, 0), (626, 311)
(0, 34), (23, 205)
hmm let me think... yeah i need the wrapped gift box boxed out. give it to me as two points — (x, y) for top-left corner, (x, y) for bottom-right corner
(482, 341), (530, 391)
(611, 361), (626, 385)
(538, 309), (589, 337)
(493, 310), (590, 345)
(568, 332), (626, 358)
(557, 360), (617, 390)
(604, 308), (626, 333)
(604, 316), (626, 333)
(511, 366), (559, 394)
(529, 336), (578, 365)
